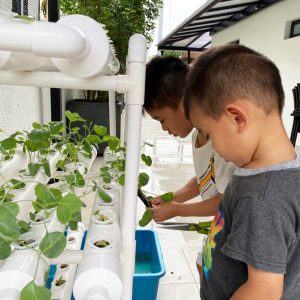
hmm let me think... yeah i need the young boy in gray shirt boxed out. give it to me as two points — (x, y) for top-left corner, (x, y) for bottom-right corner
(184, 44), (300, 299)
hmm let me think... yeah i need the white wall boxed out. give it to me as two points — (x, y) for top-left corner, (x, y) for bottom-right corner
(212, 0), (300, 145)
(0, 86), (51, 135)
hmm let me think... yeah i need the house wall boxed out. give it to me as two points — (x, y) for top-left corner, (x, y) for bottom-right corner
(0, 86), (51, 135)
(212, 0), (300, 145)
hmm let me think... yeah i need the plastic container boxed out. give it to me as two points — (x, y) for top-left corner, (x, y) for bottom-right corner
(133, 229), (165, 300)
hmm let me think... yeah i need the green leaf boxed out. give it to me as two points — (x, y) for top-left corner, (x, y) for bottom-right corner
(0, 238), (11, 259)
(24, 140), (38, 152)
(18, 220), (31, 234)
(1, 137), (17, 150)
(0, 206), (20, 241)
(3, 202), (19, 216)
(160, 192), (173, 203)
(198, 221), (213, 229)
(57, 193), (81, 224)
(35, 184), (57, 209)
(43, 161), (51, 177)
(66, 173), (76, 186)
(65, 110), (84, 122)
(108, 137), (120, 150)
(141, 154), (152, 166)
(83, 142), (92, 159)
(28, 162), (40, 176)
(32, 122), (42, 129)
(93, 125), (107, 136)
(9, 178), (26, 189)
(66, 143), (77, 161)
(97, 188), (112, 203)
(56, 159), (66, 171)
(50, 121), (64, 135)
(138, 172), (149, 187)
(118, 174), (125, 186)
(100, 171), (111, 184)
(71, 127), (80, 132)
(69, 221), (78, 231)
(20, 281), (51, 300)
(74, 170), (85, 187)
(86, 135), (101, 145)
(139, 209), (153, 227)
(39, 232), (66, 258)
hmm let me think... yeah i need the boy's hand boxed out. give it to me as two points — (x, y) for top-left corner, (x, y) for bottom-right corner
(150, 196), (163, 207)
(151, 202), (177, 222)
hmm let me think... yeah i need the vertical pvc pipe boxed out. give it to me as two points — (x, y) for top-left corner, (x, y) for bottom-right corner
(109, 91), (117, 136)
(121, 34), (147, 300)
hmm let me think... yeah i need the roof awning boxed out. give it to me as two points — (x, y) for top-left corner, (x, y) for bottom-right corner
(158, 0), (282, 52)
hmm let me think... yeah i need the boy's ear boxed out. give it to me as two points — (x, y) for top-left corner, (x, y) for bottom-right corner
(224, 103), (248, 131)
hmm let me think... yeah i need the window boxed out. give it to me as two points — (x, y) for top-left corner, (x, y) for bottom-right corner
(290, 19), (300, 38)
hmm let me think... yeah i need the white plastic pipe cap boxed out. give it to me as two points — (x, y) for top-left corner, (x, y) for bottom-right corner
(86, 285), (109, 300)
(51, 15), (114, 78)
(128, 34), (147, 63)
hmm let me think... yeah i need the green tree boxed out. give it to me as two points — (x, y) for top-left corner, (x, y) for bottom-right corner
(59, 0), (163, 74)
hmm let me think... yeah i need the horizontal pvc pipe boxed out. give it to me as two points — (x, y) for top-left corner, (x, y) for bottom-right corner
(0, 22), (86, 58)
(49, 251), (83, 265)
(0, 249), (48, 293)
(0, 71), (133, 93)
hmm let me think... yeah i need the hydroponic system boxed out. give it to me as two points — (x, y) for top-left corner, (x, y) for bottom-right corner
(0, 12), (146, 300)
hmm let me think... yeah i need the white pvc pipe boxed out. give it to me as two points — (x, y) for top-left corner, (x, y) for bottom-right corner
(0, 71), (133, 93)
(49, 250), (83, 265)
(0, 249), (48, 294)
(121, 105), (143, 300)
(121, 34), (147, 300)
(109, 91), (117, 136)
(0, 22), (86, 58)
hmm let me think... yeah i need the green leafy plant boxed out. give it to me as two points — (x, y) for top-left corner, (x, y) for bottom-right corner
(0, 110), (154, 298)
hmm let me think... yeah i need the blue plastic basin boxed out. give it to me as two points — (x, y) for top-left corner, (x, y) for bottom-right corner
(133, 229), (165, 300)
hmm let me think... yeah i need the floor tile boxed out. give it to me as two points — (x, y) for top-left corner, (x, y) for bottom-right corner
(157, 283), (200, 300)
(159, 248), (196, 285)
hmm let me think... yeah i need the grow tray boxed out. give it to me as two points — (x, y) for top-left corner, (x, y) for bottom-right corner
(46, 229), (165, 300)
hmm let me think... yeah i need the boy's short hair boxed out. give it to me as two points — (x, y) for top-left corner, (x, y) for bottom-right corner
(184, 44), (285, 119)
(144, 56), (189, 110)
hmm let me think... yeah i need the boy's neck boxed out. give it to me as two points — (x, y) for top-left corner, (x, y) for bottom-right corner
(244, 116), (296, 169)
(196, 130), (208, 148)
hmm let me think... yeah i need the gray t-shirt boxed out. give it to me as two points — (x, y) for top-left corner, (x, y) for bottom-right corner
(201, 153), (300, 300)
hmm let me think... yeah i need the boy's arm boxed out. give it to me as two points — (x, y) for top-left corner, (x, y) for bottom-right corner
(151, 176), (199, 206)
(230, 265), (283, 300)
(152, 193), (221, 222)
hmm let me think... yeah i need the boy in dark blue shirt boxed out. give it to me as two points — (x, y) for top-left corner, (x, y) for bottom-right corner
(184, 44), (300, 299)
